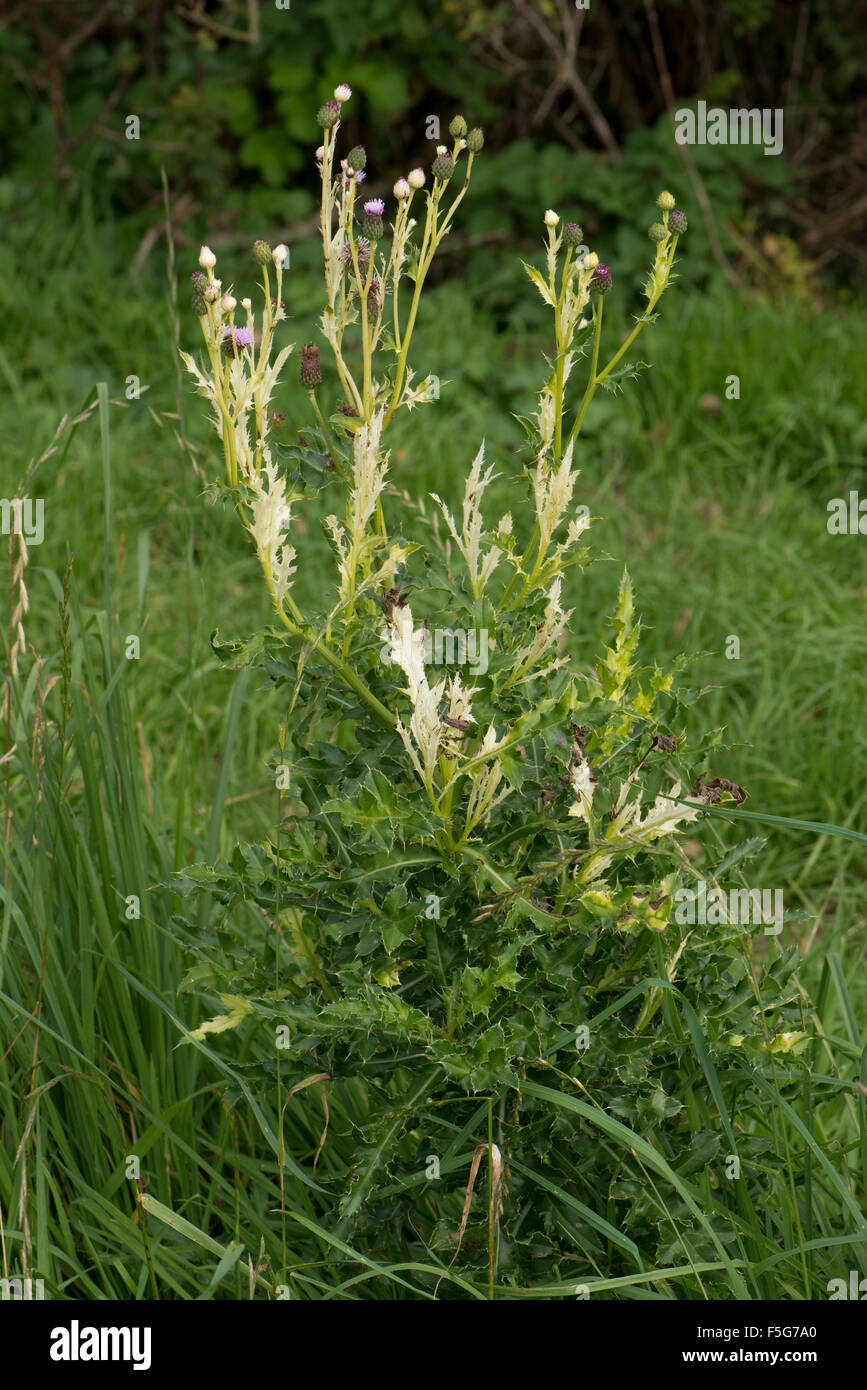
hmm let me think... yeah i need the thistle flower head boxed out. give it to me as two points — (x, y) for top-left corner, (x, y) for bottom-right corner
(220, 293), (237, 313)
(317, 101), (341, 129)
(299, 342), (322, 389)
(198, 245), (216, 270)
(563, 221), (584, 247)
(272, 244), (288, 267)
(340, 236), (370, 265)
(449, 114), (468, 138)
(669, 208), (688, 235)
(190, 272), (207, 316)
(432, 150), (454, 182)
(346, 144), (367, 171)
(648, 222), (668, 244)
(544, 209), (559, 228)
(221, 325), (255, 354)
(393, 177), (410, 200)
(656, 190), (676, 211)
(252, 239), (273, 265)
(589, 263), (613, 294)
(333, 83), (352, 103)
(466, 127), (485, 154)
(364, 197), (385, 217)
(408, 167), (426, 190)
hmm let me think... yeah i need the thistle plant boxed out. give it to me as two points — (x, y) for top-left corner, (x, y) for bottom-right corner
(177, 90), (808, 1296)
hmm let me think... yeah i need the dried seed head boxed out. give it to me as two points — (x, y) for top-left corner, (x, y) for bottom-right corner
(299, 342), (322, 389)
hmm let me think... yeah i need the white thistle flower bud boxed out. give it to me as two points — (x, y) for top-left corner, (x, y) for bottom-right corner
(393, 177), (410, 200)
(241, 297), (252, 313)
(203, 282), (220, 303)
(436, 144), (448, 155)
(315, 145), (326, 162)
(334, 84), (352, 103)
(544, 209), (559, 228)
(198, 245), (217, 270)
(408, 167), (425, 189)
(220, 293), (237, 313)
(585, 252), (599, 270)
(272, 244), (288, 267)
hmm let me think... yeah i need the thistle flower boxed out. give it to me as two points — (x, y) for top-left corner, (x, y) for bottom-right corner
(317, 100), (341, 129)
(252, 239), (273, 265)
(656, 190), (676, 211)
(340, 236), (370, 266)
(315, 145), (326, 163)
(220, 293), (237, 313)
(393, 177), (410, 200)
(198, 245), (216, 270)
(669, 209), (688, 235)
(432, 150), (454, 182)
(648, 223), (667, 244)
(299, 342), (322, 389)
(466, 127), (485, 153)
(544, 209), (559, 228)
(563, 222), (584, 247)
(408, 167), (426, 190)
(272, 244), (288, 267)
(361, 197), (385, 240)
(221, 326), (255, 354)
(589, 263), (613, 294)
(346, 144), (367, 171)
(334, 83), (352, 103)
(203, 282), (221, 303)
(449, 114), (468, 138)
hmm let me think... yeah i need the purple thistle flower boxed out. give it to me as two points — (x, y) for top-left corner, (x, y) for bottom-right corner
(364, 198), (385, 217)
(589, 263), (613, 295)
(221, 326), (255, 354)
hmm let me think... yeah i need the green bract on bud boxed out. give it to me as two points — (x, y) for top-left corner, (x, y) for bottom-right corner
(346, 144), (367, 171)
(449, 114), (468, 139)
(563, 222), (584, 247)
(190, 272), (208, 316)
(299, 342), (322, 389)
(669, 208), (688, 235)
(589, 263), (613, 294)
(252, 239), (272, 266)
(656, 190), (676, 211)
(466, 127), (485, 154)
(317, 101), (341, 129)
(648, 222), (668, 244)
(432, 148), (454, 182)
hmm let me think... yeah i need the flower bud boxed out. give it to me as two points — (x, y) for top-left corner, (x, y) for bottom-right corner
(544, 209), (559, 227)
(648, 222), (667, 244)
(317, 101), (341, 129)
(252, 239), (272, 265)
(198, 245), (216, 270)
(203, 282), (220, 304)
(299, 342), (322, 389)
(449, 114), (468, 138)
(334, 84), (352, 103)
(589, 263), (613, 294)
(563, 222), (584, 247)
(656, 190), (675, 211)
(272, 244), (288, 267)
(466, 127), (485, 154)
(408, 167), (426, 190)
(346, 144), (367, 171)
(393, 177), (410, 200)
(315, 145), (326, 162)
(190, 272), (208, 316)
(241, 297), (252, 313)
(432, 150), (454, 182)
(669, 208), (688, 235)
(584, 252), (599, 271)
(220, 293), (237, 313)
